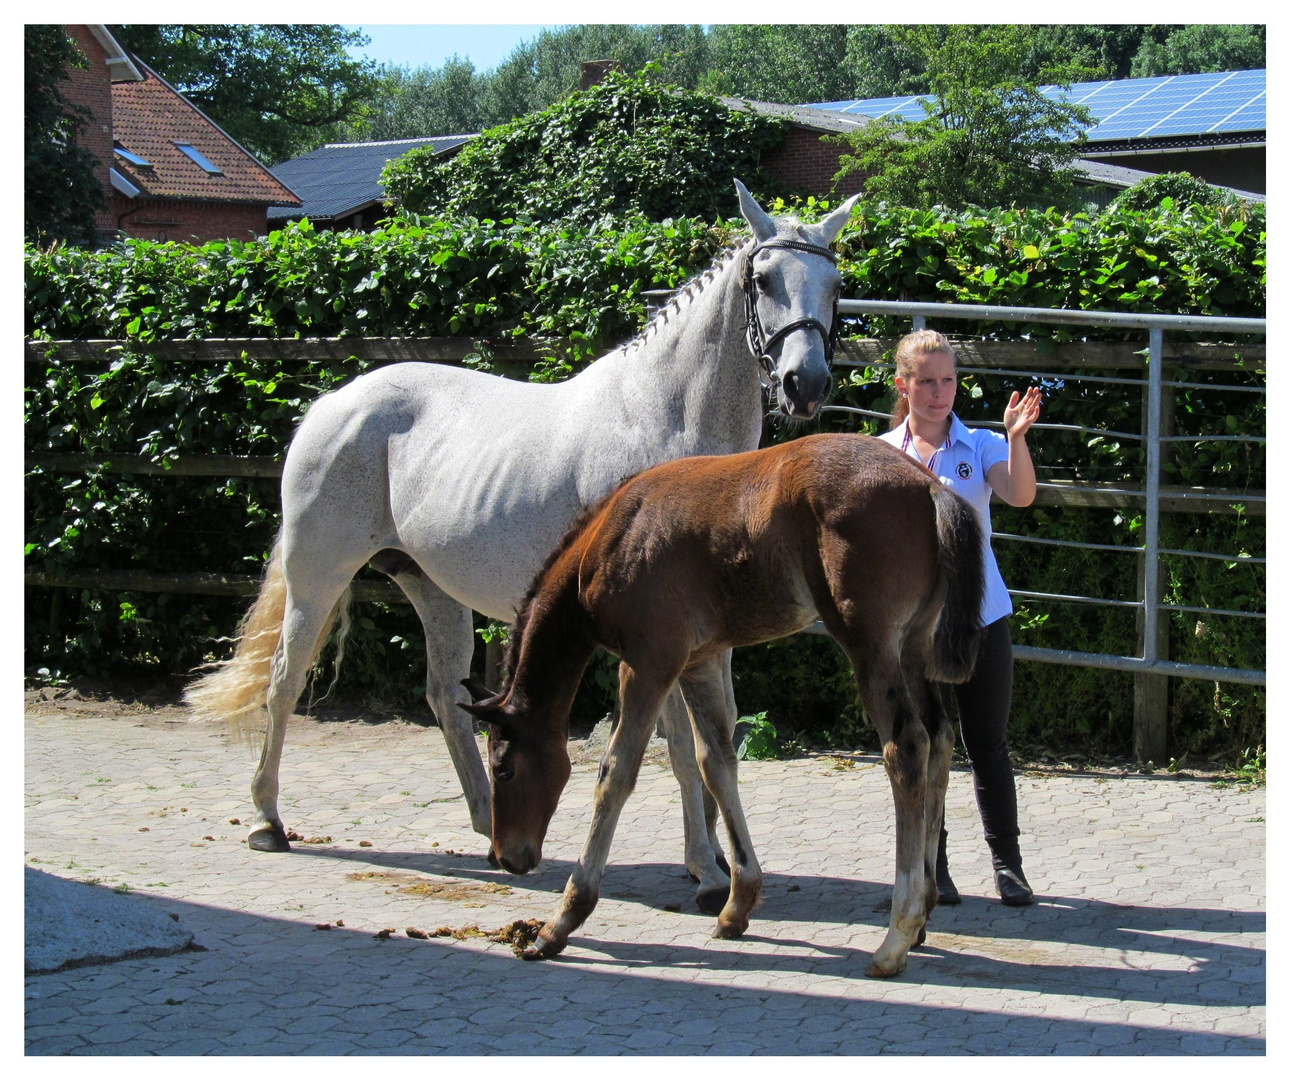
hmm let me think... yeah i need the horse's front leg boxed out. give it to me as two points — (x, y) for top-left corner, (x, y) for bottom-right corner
(678, 656), (763, 940)
(526, 661), (671, 960)
(658, 682), (732, 914)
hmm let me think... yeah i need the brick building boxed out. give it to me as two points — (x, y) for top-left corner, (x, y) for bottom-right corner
(60, 25), (300, 244)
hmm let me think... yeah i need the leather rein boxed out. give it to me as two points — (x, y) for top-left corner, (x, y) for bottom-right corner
(740, 237), (841, 388)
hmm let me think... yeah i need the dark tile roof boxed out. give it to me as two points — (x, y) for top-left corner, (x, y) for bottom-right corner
(721, 97), (870, 136)
(268, 136), (475, 221)
(111, 61), (300, 207)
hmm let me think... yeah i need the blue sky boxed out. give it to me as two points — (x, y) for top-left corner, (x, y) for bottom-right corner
(345, 25), (558, 72)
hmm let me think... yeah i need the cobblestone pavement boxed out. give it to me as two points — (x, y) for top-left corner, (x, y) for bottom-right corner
(25, 703), (1265, 1055)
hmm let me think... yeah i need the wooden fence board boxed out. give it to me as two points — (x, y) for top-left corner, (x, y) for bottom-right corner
(27, 336), (1265, 372)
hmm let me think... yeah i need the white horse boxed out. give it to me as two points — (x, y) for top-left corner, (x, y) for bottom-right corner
(186, 180), (858, 911)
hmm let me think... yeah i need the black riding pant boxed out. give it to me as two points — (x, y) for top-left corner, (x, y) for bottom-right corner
(940, 615), (1022, 870)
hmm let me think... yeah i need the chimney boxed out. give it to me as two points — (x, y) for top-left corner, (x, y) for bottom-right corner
(580, 60), (623, 91)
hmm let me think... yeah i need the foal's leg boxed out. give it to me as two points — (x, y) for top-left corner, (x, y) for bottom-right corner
(526, 661), (673, 960)
(920, 680), (955, 921)
(249, 577), (354, 851)
(658, 682), (732, 913)
(678, 654), (764, 939)
(390, 568), (491, 836)
(849, 654), (932, 978)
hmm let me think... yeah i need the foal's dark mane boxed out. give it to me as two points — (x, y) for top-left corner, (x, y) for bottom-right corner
(500, 478), (634, 686)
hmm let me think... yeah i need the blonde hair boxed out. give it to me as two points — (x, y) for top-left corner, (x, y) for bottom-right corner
(891, 329), (956, 428)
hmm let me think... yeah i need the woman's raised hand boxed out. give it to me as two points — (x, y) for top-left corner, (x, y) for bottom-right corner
(1004, 386), (1042, 439)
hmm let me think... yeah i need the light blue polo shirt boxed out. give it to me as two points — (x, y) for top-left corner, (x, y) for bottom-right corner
(877, 414), (1013, 628)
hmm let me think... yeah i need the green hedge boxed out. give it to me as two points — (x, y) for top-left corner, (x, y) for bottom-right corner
(25, 196), (1265, 760)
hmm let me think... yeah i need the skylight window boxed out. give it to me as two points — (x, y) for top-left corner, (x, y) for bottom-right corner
(114, 144), (151, 167)
(174, 143), (223, 175)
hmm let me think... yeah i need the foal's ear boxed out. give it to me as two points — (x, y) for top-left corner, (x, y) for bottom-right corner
(461, 677), (496, 704)
(735, 178), (777, 243)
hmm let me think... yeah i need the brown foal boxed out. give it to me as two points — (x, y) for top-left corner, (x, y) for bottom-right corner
(459, 432), (985, 977)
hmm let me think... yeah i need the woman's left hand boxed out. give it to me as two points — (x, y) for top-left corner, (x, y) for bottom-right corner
(1004, 386), (1042, 439)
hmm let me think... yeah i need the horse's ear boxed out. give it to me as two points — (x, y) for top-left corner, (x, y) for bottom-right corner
(735, 179), (777, 243)
(461, 677), (496, 704)
(816, 193), (860, 246)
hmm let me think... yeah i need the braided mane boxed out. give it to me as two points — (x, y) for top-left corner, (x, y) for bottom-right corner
(618, 239), (748, 358)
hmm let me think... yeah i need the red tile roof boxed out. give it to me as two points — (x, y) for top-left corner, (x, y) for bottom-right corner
(110, 62), (300, 207)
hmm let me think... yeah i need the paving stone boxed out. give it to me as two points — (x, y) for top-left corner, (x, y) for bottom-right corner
(24, 707), (1266, 1055)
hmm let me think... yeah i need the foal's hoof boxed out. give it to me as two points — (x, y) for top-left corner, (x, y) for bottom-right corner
(248, 823), (291, 852)
(521, 935), (566, 961)
(711, 914), (749, 940)
(696, 885), (729, 917)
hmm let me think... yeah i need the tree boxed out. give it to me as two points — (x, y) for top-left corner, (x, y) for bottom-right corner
(702, 25), (856, 103)
(832, 26), (1091, 210)
(25, 25), (105, 246)
(381, 68), (788, 224)
(1130, 25), (1266, 76)
(111, 24), (382, 164)
(341, 57), (486, 141)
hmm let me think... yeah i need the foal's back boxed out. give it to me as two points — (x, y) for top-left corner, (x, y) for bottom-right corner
(574, 434), (945, 666)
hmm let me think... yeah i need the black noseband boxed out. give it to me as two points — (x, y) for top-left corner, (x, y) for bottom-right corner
(741, 238), (842, 389)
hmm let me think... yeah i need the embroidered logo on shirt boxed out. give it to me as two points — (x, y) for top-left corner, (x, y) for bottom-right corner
(956, 462), (973, 480)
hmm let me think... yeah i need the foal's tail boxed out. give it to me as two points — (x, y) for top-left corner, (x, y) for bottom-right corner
(927, 484), (985, 684)
(184, 534), (350, 735)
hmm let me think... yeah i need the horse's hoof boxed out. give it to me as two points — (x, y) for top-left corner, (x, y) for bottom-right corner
(248, 824), (291, 852)
(914, 928), (926, 948)
(867, 956), (908, 979)
(696, 885), (729, 916)
(711, 917), (748, 940)
(521, 935), (565, 961)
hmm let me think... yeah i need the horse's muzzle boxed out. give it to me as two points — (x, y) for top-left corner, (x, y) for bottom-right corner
(494, 844), (540, 875)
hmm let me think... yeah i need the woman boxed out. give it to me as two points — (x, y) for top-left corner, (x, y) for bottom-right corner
(877, 329), (1042, 906)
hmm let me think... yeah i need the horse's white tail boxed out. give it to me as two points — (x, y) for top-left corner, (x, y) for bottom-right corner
(184, 535), (351, 738)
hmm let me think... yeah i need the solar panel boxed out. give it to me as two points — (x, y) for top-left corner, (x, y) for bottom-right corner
(803, 69), (1266, 142)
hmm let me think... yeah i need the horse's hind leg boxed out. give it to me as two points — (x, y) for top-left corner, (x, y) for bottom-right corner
(659, 681), (731, 914)
(528, 660), (672, 960)
(921, 680), (954, 921)
(678, 654), (764, 940)
(250, 579), (354, 851)
(848, 650), (931, 978)
(383, 561), (490, 837)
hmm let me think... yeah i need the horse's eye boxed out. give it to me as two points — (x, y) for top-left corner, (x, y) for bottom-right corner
(494, 768), (515, 783)
(754, 272), (770, 292)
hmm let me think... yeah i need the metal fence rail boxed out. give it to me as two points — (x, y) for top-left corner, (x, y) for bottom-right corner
(828, 299), (1265, 734)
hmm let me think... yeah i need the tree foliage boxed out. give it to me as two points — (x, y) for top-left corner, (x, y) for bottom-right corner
(832, 27), (1092, 210)
(25, 25), (105, 246)
(110, 24), (382, 164)
(380, 69), (789, 224)
(340, 23), (1266, 148)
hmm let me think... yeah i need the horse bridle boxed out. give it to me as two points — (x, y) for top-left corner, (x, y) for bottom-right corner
(740, 237), (841, 387)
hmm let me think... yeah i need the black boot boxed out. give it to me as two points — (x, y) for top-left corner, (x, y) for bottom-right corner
(994, 863), (1034, 906)
(935, 827), (960, 905)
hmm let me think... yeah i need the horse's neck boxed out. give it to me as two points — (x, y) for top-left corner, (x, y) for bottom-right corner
(601, 249), (762, 456)
(509, 558), (596, 734)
